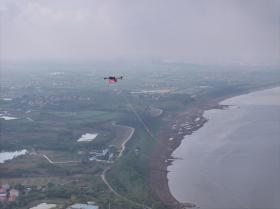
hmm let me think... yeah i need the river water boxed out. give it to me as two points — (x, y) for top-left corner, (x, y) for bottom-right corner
(0, 150), (27, 163)
(168, 87), (280, 209)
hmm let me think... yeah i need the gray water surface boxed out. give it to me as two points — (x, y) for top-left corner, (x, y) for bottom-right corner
(168, 87), (280, 209)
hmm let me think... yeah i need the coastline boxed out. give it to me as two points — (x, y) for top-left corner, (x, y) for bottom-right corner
(150, 98), (228, 208)
(149, 86), (278, 209)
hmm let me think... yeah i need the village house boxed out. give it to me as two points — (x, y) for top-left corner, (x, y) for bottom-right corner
(9, 189), (19, 201)
(0, 188), (7, 201)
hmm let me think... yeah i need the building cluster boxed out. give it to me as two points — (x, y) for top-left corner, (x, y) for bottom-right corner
(88, 148), (114, 162)
(0, 184), (19, 202)
(67, 202), (99, 209)
(18, 94), (94, 108)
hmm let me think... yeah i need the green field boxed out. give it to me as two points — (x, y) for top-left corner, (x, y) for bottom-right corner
(1, 63), (280, 209)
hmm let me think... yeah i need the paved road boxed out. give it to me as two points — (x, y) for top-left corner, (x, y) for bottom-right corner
(31, 147), (80, 164)
(101, 165), (152, 209)
(40, 153), (80, 164)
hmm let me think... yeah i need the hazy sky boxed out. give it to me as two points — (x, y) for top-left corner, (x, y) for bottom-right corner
(1, 0), (279, 65)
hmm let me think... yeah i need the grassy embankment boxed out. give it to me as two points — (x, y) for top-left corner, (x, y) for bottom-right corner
(104, 96), (190, 209)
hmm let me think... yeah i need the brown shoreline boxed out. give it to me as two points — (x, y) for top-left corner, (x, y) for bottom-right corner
(149, 91), (250, 209)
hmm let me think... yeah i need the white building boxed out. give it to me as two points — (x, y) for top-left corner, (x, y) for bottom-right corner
(67, 203), (99, 209)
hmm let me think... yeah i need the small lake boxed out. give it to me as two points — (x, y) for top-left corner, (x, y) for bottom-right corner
(77, 133), (98, 142)
(0, 150), (28, 163)
(0, 115), (18, 120)
(1, 98), (13, 101)
(168, 87), (280, 209)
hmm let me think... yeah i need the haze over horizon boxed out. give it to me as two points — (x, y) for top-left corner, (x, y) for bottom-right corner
(1, 0), (279, 65)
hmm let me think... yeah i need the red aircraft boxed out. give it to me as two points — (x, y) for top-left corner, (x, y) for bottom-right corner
(104, 76), (123, 84)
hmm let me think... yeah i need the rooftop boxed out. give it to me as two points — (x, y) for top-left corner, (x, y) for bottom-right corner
(67, 203), (99, 209)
